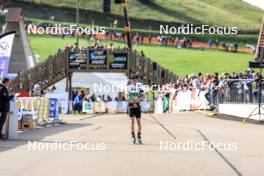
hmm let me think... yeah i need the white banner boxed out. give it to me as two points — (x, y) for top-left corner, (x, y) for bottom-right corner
(140, 101), (151, 112)
(45, 92), (69, 114)
(154, 89), (209, 113)
(154, 97), (163, 114)
(82, 101), (151, 114)
(17, 97), (51, 123)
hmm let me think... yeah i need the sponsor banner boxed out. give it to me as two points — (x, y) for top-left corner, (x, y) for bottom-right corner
(0, 31), (16, 79)
(109, 53), (128, 69)
(177, 90), (192, 111)
(17, 97), (59, 122)
(82, 101), (93, 114)
(69, 51), (87, 69)
(155, 89), (209, 113)
(50, 98), (59, 119)
(89, 49), (107, 69)
(82, 101), (151, 114)
(81, 88), (208, 115)
(140, 101), (151, 112)
(115, 101), (128, 113)
(45, 92), (69, 114)
(0, 56), (10, 79)
(190, 89), (209, 110)
(171, 97), (178, 113)
(154, 96), (163, 114)
(107, 101), (118, 113)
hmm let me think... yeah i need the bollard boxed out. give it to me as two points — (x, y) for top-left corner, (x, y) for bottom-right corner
(8, 100), (19, 140)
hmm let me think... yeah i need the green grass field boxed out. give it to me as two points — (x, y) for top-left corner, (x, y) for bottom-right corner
(21, 0), (264, 30)
(27, 18), (259, 45)
(29, 35), (254, 76)
(142, 46), (253, 76)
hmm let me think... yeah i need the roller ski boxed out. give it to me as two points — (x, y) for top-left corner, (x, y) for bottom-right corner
(137, 133), (142, 144)
(131, 132), (136, 144)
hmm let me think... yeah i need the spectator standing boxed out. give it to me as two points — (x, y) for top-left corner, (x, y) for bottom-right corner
(0, 78), (14, 140)
(73, 92), (83, 114)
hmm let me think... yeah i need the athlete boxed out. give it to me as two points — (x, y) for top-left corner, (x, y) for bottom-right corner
(127, 80), (145, 144)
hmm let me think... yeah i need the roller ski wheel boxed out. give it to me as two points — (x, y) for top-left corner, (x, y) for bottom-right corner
(132, 136), (136, 144)
(137, 137), (142, 144)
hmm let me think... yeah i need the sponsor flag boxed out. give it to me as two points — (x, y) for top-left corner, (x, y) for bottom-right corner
(0, 31), (16, 80)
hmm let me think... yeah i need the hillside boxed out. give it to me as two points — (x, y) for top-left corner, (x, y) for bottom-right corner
(29, 35), (253, 76)
(16, 0), (264, 30)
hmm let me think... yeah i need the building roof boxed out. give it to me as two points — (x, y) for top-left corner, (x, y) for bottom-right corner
(5, 8), (23, 22)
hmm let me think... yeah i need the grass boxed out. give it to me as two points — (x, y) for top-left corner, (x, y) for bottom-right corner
(140, 46), (253, 76)
(20, 0), (264, 30)
(29, 34), (254, 76)
(27, 17), (259, 46)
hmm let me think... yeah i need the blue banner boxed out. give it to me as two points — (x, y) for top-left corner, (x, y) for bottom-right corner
(50, 98), (59, 119)
(0, 56), (10, 79)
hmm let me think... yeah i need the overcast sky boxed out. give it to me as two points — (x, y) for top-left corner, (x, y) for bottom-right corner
(243, 0), (264, 10)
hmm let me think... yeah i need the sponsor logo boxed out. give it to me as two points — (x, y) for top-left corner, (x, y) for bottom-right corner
(0, 42), (9, 55)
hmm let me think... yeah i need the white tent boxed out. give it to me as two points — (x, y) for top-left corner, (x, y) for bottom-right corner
(53, 72), (128, 99)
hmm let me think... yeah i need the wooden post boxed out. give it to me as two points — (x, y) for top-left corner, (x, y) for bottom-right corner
(107, 49), (110, 71)
(147, 58), (151, 85)
(67, 72), (73, 114)
(256, 15), (264, 59)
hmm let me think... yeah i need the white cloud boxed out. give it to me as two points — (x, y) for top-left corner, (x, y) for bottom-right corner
(243, 0), (264, 10)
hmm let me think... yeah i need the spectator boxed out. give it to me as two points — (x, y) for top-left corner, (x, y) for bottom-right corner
(90, 94), (96, 102)
(73, 92), (83, 114)
(208, 39), (214, 48)
(0, 78), (14, 140)
(107, 95), (112, 101)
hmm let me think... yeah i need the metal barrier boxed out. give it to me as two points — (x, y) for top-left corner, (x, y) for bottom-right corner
(207, 79), (264, 105)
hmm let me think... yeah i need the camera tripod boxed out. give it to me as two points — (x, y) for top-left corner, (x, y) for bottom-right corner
(244, 59), (264, 123)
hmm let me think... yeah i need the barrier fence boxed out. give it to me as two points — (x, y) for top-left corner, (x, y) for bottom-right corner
(82, 101), (152, 114)
(17, 97), (59, 123)
(203, 80), (264, 106)
(81, 89), (210, 114)
(14, 80), (264, 125)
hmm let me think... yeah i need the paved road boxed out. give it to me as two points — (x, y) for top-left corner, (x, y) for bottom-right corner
(0, 112), (264, 176)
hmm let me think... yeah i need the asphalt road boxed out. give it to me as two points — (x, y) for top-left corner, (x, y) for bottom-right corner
(0, 112), (263, 176)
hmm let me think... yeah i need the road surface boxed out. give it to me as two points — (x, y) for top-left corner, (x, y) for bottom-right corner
(0, 112), (264, 176)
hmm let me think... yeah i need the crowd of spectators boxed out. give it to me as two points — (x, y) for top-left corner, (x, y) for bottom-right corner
(30, 68), (264, 114)
(154, 69), (263, 108)
(208, 39), (240, 52)
(107, 32), (193, 48)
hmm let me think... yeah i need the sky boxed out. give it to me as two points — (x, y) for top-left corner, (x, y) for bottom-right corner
(243, 0), (264, 10)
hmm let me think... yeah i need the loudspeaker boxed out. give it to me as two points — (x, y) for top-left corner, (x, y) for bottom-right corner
(153, 62), (157, 71)
(103, 0), (111, 13)
(115, 0), (125, 4)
